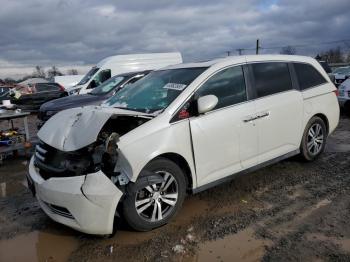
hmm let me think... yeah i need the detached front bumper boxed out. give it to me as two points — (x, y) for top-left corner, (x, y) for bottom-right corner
(28, 157), (123, 235)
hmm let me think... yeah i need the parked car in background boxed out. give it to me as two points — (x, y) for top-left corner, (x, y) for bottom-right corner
(38, 71), (150, 127)
(0, 86), (10, 100)
(338, 78), (350, 116)
(10, 82), (67, 111)
(318, 61), (335, 83)
(28, 55), (339, 235)
(70, 52), (182, 95)
(54, 75), (84, 90)
(332, 66), (350, 86)
(18, 78), (49, 87)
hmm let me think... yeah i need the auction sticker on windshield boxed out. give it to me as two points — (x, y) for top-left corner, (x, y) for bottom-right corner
(163, 83), (187, 91)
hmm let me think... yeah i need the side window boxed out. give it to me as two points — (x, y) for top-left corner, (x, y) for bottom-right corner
(195, 66), (247, 110)
(35, 83), (60, 92)
(294, 63), (327, 90)
(93, 69), (111, 86)
(251, 62), (293, 98)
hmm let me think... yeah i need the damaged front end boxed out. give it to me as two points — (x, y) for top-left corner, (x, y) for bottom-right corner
(30, 106), (153, 234)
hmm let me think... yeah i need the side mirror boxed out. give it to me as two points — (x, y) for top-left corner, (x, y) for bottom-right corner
(197, 95), (218, 114)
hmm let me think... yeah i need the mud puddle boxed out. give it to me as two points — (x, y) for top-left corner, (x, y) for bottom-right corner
(0, 179), (27, 198)
(0, 230), (78, 262)
(188, 227), (271, 262)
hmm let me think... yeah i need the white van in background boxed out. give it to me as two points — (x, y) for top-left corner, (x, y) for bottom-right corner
(69, 52), (183, 95)
(54, 75), (84, 90)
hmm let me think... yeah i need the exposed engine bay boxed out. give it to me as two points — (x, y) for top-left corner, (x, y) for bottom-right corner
(34, 115), (151, 185)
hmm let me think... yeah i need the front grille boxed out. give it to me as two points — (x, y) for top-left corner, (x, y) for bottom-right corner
(34, 141), (93, 180)
(44, 201), (74, 219)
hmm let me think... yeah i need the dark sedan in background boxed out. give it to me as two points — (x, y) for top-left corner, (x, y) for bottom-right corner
(38, 70), (150, 127)
(8, 82), (67, 111)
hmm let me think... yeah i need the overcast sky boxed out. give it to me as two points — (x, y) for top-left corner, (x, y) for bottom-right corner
(0, 0), (349, 79)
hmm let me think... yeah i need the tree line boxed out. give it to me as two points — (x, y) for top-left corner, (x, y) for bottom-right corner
(280, 46), (350, 63)
(1, 66), (79, 84)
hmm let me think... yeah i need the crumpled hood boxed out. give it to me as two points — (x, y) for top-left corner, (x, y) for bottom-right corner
(38, 106), (151, 152)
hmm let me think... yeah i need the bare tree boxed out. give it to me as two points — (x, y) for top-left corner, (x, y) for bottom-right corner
(4, 77), (16, 84)
(319, 47), (344, 63)
(47, 66), (63, 79)
(280, 46), (296, 55)
(33, 66), (46, 78)
(66, 69), (79, 75)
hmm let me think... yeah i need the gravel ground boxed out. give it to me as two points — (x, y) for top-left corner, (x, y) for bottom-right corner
(0, 114), (349, 262)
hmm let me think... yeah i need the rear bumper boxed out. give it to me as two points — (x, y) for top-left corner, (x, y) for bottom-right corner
(28, 157), (123, 235)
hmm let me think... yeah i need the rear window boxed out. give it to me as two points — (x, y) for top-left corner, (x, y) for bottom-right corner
(294, 63), (327, 90)
(251, 62), (293, 98)
(35, 83), (60, 92)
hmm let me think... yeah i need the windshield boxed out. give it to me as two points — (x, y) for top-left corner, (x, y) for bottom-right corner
(105, 67), (207, 113)
(334, 67), (350, 74)
(77, 67), (99, 85)
(90, 76), (125, 95)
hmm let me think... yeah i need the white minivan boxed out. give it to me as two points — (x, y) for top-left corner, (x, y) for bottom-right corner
(70, 52), (182, 95)
(28, 55), (339, 235)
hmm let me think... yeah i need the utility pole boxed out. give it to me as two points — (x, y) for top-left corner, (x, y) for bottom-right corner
(256, 39), (260, 55)
(236, 48), (243, 55)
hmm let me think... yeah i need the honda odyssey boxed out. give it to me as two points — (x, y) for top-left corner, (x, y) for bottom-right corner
(28, 55), (339, 235)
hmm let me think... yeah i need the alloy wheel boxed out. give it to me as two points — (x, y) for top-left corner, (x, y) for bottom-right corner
(135, 171), (178, 222)
(307, 123), (324, 155)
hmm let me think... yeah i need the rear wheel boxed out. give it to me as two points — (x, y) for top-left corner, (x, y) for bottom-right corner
(300, 116), (327, 161)
(122, 158), (186, 231)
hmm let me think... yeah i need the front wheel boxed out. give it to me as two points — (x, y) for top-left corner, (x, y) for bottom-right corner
(122, 158), (186, 231)
(300, 116), (327, 161)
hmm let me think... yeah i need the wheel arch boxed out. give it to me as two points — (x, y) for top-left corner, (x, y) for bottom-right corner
(151, 152), (194, 193)
(313, 113), (329, 135)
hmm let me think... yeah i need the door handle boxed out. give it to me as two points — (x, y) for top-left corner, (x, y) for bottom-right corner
(257, 112), (270, 119)
(243, 112), (270, 123)
(243, 116), (257, 123)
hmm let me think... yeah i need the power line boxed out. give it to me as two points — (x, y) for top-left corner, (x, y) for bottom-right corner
(234, 38), (350, 52)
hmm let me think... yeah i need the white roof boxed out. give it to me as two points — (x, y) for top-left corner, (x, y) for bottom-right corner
(164, 55), (318, 70)
(96, 52), (182, 68)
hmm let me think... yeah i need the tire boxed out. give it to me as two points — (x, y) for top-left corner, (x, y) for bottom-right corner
(300, 116), (327, 161)
(122, 157), (186, 231)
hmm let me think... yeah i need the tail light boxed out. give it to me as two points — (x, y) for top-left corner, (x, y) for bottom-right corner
(58, 84), (65, 91)
(333, 89), (339, 97)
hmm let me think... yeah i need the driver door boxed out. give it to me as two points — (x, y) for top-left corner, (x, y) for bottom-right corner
(189, 65), (258, 187)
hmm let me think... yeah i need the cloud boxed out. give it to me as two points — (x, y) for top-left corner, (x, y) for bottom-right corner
(0, 0), (349, 79)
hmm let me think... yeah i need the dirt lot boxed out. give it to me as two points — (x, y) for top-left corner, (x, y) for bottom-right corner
(0, 115), (350, 262)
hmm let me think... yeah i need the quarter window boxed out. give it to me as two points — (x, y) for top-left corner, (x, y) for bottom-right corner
(294, 63), (327, 90)
(251, 62), (293, 98)
(196, 66), (247, 110)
